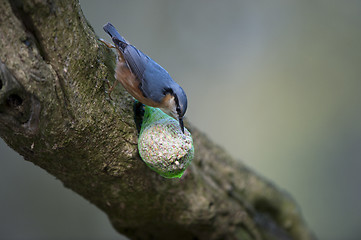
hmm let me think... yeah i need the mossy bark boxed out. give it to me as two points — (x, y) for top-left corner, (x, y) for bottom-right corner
(0, 1), (315, 239)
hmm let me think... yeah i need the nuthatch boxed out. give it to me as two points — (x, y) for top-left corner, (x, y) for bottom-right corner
(101, 23), (187, 133)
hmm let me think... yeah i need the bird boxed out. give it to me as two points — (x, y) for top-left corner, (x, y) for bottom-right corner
(100, 22), (187, 133)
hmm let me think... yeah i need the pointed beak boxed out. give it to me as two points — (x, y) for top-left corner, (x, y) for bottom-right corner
(179, 117), (185, 134)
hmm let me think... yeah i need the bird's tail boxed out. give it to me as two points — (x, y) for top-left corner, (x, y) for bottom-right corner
(103, 22), (128, 50)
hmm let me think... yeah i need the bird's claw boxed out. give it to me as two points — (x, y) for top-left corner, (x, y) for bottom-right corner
(102, 78), (115, 101)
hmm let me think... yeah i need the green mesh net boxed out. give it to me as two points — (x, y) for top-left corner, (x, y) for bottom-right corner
(138, 106), (194, 178)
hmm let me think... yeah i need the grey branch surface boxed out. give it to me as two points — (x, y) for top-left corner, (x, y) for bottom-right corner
(0, 1), (315, 239)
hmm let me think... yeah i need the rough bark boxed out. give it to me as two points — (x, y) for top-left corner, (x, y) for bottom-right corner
(0, 0), (315, 239)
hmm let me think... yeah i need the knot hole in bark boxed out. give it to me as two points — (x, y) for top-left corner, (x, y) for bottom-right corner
(0, 61), (40, 135)
(7, 94), (23, 109)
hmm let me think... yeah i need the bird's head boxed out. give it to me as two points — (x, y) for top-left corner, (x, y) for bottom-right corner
(161, 85), (188, 133)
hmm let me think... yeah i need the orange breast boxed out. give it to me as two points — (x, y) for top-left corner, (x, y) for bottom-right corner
(115, 60), (162, 107)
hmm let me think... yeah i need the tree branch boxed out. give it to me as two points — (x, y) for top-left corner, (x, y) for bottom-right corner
(0, 0), (315, 239)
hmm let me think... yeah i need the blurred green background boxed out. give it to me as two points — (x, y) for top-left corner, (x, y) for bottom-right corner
(1, 0), (361, 239)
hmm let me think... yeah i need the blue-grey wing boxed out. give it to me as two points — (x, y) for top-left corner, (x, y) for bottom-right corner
(122, 46), (173, 103)
(122, 45), (148, 85)
(141, 60), (174, 103)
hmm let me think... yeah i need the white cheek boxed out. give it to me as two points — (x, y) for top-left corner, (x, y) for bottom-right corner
(160, 107), (177, 119)
(168, 103), (178, 116)
(161, 96), (178, 119)
(169, 108), (178, 118)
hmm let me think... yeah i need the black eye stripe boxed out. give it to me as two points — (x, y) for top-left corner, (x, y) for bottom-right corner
(163, 88), (173, 95)
(173, 94), (179, 106)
